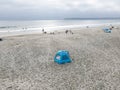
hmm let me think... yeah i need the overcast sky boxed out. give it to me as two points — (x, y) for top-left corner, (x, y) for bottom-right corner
(0, 0), (120, 20)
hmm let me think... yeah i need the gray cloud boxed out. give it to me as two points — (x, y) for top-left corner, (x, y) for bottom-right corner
(0, 0), (120, 20)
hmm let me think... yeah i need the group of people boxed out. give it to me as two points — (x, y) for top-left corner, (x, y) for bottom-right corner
(42, 28), (47, 34)
(42, 28), (55, 34)
(65, 30), (74, 34)
(42, 28), (73, 35)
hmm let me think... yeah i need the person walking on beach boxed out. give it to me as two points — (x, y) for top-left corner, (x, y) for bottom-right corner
(65, 30), (68, 34)
(42, 28), (44, 32)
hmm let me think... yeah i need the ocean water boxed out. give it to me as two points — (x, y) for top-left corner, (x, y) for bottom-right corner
(0, 20), (120, 33)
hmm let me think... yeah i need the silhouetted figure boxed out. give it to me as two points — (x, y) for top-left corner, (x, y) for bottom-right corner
(65, 30), (73, 34)
(0, 38), (3, 41)
(42, 28), (44, 32)
(65, 30), (68, 34)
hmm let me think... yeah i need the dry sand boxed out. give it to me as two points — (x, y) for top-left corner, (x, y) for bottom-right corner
(0, 27), (120, 90)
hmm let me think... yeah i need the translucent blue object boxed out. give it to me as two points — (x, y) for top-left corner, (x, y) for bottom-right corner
(103, 28), (111, 33)
(54, 50), (72, 64)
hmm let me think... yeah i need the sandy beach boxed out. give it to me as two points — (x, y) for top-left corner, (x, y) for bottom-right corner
(0, 26), (120, 90)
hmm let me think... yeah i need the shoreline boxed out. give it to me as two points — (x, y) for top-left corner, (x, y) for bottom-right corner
(0, 23), (119, 37)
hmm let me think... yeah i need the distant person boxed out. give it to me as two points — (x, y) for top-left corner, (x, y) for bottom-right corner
(42, 28), (44, 32)
(0, 38), (3, 41)
(42, 28), (47, 34)
(65, 30), (68, 34)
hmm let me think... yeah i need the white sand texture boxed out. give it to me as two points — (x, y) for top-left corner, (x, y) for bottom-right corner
(0, 27), (120, 90)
